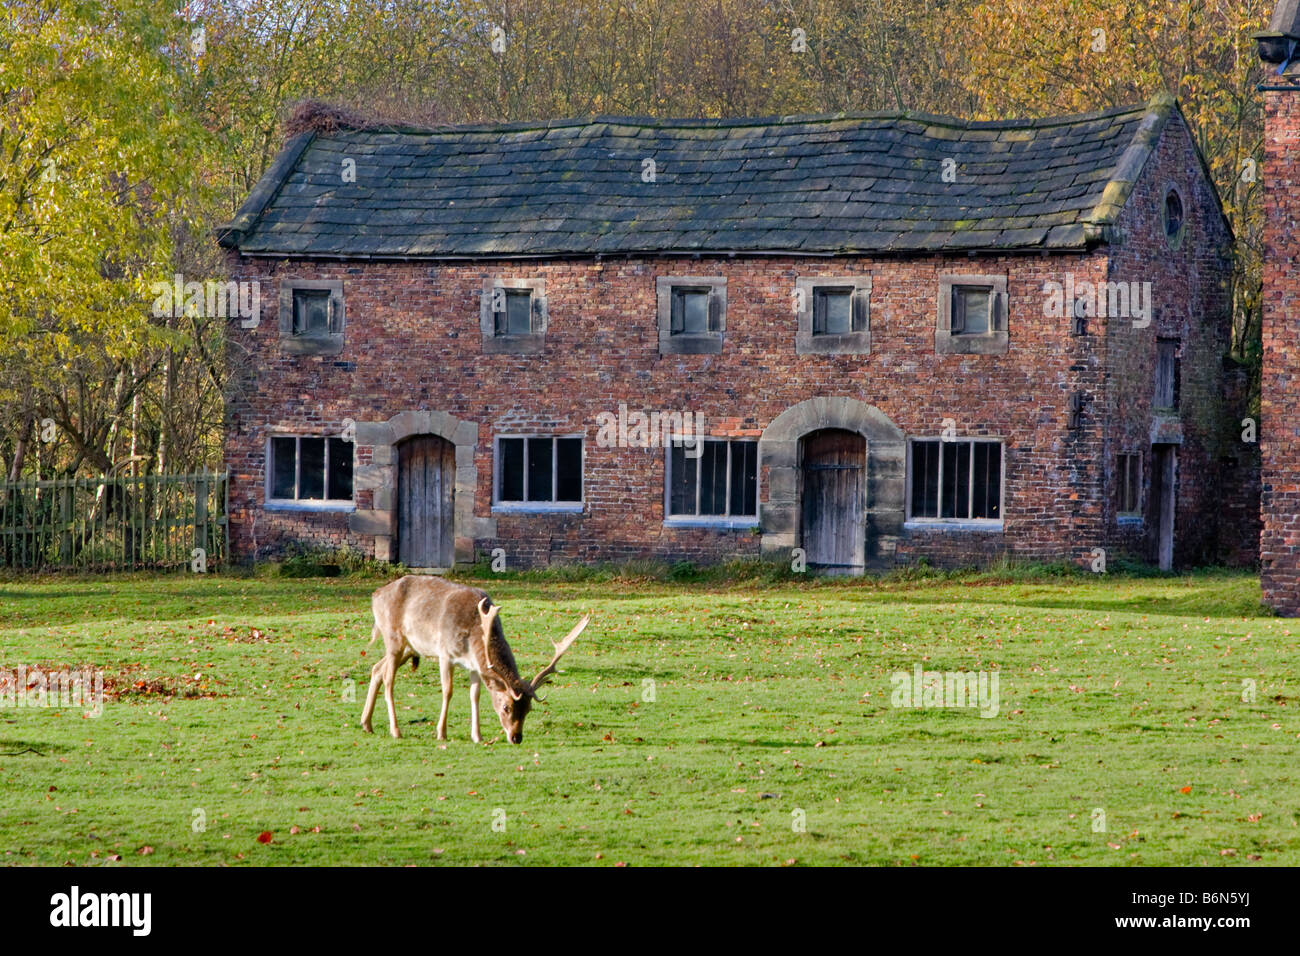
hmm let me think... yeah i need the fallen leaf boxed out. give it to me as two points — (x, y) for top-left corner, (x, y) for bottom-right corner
(257, 831), (273, 844)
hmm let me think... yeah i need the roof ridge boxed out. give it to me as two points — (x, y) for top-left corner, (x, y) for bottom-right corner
(312, 102), (1151, 138)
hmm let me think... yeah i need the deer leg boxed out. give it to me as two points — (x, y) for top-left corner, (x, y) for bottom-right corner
(382, 650), (402, 739)
(435, 658), (454, 741)
(469, 672), (483, 744)
(361, 657), (385, 734)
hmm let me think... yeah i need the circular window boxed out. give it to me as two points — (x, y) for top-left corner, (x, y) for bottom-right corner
(1163, 188), (1185, 247)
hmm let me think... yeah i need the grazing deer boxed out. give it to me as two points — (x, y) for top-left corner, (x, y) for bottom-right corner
(361, 575), (588, 744)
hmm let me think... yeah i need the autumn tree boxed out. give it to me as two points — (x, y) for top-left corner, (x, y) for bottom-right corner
(965, 0), (1269, 375)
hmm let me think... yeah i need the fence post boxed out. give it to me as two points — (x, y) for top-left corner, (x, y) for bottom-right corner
(59, 480), (73, 566)
(194, 469), (209, 560)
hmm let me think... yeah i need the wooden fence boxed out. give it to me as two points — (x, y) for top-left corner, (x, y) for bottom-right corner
(0, 471), (228, 571)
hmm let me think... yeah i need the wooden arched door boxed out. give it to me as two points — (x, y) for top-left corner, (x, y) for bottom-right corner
(397, 435), (455, 568)
(800, 429), (866, 573)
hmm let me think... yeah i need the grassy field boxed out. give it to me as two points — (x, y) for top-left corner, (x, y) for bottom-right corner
(0, 566), (1296, 866)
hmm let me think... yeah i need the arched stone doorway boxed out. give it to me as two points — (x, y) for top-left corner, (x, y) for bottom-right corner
(349, 410), (488, 566)
(759, 397), (905, 571)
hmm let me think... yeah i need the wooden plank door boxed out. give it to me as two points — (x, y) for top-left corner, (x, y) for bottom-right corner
(1152, 444), (1176, 571)
(801, 429), (866, 572)
(398, 435), (455, 568)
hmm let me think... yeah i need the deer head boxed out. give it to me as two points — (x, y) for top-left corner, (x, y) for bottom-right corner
(477, 597), (588, 744)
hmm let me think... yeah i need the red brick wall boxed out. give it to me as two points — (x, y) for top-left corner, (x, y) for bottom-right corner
(1262, 89), (1300, 612)
(223, 119), (1248, 572)
(1104, 111), (1244, 567)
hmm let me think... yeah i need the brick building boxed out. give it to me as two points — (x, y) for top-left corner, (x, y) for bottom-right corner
(1258, 0), (1300, 612)
(218, 95), (1249, 573)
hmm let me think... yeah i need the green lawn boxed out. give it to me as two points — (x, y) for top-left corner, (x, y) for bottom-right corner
(0, 567), (1296, 866)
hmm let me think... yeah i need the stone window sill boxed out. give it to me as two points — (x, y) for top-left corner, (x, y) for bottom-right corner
(281, 333), (345, 356)
(492, 502), (584, 515)
(904, 519), (1004, 532)
(265, 499), (355, 513)
(663, 516), (758, 530)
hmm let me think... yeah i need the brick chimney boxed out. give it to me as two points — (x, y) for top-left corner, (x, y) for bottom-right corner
(1257, 1), (1300, 613)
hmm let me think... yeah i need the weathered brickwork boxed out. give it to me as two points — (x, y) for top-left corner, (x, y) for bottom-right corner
(1261, 88), (1300, 612)
(1103, 111), (1243, 567)
(223, 115), (1251, 573)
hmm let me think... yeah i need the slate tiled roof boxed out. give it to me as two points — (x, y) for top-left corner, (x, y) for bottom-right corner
(219, 95), (1185, 259)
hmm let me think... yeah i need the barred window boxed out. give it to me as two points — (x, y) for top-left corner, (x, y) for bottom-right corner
(909, 439), (1002, 521)
(1118, 453), (1142, 514)
(668, 440), (757, 518)
(269, 436), (353, 502)
(497, 437), (582, 504)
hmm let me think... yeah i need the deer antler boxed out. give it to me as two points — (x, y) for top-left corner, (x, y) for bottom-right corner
(478, 597), (527, 701)
(530, 615), (589, 697)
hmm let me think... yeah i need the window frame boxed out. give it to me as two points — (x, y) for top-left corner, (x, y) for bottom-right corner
(480, 278), (547, 354)
(264, 433), (355, 512)
(794, 276), (872, 355)
(656, 276), (726, 355)
(1162, 185), (1187, 250)
(904, 436), (1005, 529)
(278, 279), (345, 356)
(492, 433), (584, 513)
(663, 438), (758, 528)
(1117, 451), (1143, 521)
(1154, 338), (1180, 411)
(936, 274), (1008, 355)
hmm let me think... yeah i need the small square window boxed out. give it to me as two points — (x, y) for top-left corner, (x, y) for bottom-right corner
(657, 277), (725, 354)
(481, 279), (547, 354)
(952, 286), (992, 334)
(279, 279), (345, 355)
(292, 289), (335, 336)
(813, 289), (853, 335)
(495, 289), (534, 336)
(936, 275), (1007, 355)
(795, 278), (871, 354)
(671, 288), (715, 335)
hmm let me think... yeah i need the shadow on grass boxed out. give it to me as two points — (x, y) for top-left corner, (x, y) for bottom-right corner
(0, 737), (72, 755)
(875, 588), (1267, 620)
